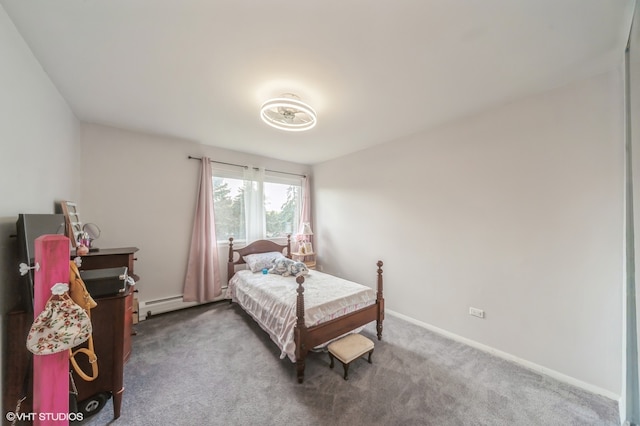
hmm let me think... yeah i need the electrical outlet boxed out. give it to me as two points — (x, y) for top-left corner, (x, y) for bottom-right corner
(469, 307), (485, 318)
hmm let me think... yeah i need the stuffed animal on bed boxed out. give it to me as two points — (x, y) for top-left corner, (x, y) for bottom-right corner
(269, 258), (309, 277)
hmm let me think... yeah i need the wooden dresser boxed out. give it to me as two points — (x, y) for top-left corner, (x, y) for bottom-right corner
(73, 247), (139, 419)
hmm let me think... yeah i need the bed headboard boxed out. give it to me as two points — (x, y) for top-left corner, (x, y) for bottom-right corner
(227, 236), (291, 281)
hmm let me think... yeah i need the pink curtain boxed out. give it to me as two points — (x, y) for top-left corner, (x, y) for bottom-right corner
(183, 157), (221, 302)
(299, 176), (313, 248)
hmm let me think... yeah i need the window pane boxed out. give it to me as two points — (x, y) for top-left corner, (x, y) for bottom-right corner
(213, 176), (245, 242)
(212, 170), (303, 243)
(264, 182), (300, 239)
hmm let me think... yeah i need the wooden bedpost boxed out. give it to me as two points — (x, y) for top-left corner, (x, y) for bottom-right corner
(227, 237), (235, 281)
(286, 234), (291, 259)
(376, 260), (384, 341)
(294, 274), (307, 383)
(228, 237), (234, 263)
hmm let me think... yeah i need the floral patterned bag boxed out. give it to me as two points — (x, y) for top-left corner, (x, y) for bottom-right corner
(26, 283), (92, 355)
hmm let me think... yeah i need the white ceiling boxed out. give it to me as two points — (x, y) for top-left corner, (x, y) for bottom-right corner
(1, 1), (635, 165)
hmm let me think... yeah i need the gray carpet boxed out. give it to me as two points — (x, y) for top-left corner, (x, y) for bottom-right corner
(81, 302), (619, 426)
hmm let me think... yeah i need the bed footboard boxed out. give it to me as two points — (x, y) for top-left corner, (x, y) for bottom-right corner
(294, 261), (384, 383)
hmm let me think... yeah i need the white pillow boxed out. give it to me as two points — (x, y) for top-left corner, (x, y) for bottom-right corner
(243, 251), (286, 272)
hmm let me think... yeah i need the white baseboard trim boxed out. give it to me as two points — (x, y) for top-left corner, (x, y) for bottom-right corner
(138, 296), (199, 321)
(138, 289), (227, 321)
(386, 309), (621, 402)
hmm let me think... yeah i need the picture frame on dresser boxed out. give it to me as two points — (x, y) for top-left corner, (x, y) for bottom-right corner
(60, 200), (83, 247)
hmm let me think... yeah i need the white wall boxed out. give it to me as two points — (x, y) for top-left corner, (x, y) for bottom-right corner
(0, 4), (80, 411)
(313, 71), (624, 398)
(80, 124), (311, 307)
(626, 2), (640, 421)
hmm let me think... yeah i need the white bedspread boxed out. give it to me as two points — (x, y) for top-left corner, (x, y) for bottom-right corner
(228, 269), (376, 362)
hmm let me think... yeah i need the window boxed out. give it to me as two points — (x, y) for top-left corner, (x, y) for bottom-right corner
(212, 167), (303, 243)
(213, 175), (246, 242)
(264, 181), (299, 238)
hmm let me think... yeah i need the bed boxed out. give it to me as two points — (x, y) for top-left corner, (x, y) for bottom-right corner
(226, 236), (384, 383)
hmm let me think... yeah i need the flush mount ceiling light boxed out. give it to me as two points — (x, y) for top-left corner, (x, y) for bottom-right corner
(260, 93), (317, 132)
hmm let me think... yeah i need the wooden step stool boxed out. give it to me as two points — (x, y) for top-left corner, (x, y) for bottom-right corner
(328, 334), (374, 380)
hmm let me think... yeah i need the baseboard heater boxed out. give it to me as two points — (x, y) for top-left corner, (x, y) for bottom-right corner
(138, 290), (227, 321)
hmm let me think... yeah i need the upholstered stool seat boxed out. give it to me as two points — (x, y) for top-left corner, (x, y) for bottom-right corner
(328, 334), (374, 380)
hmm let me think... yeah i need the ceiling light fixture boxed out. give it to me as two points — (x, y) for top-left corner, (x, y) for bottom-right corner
(260, 93), (317, 132)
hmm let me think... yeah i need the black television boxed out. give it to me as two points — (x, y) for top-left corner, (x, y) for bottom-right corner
(16, 213), (66, 310)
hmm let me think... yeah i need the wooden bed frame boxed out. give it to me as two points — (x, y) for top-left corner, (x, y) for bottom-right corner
(227, 236), (384, 383)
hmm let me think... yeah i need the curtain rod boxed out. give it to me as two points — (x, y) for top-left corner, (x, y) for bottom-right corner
(187, 156), (306, 178)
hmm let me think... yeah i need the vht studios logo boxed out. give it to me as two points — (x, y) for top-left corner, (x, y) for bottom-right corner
(5, 411), (84, 422)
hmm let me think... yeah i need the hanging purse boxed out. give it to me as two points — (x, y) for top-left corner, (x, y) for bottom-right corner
(26, 283), (92, 355)
(69, 260), (97, 311)
(68, 260), (99, 382)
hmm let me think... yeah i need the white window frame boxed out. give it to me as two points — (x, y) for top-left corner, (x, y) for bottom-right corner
(212, 165), (303, 245)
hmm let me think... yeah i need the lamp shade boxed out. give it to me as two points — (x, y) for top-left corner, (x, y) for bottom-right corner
(301, 222), (313, 236)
